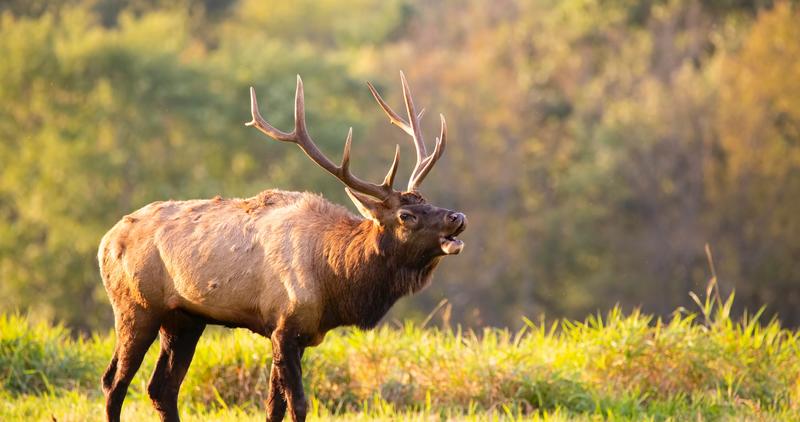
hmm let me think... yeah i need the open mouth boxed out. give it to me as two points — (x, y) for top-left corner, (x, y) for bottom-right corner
(440, 221), (466, 255)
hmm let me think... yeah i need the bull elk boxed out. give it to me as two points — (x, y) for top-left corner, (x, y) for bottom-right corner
(98, 72), (467, 421)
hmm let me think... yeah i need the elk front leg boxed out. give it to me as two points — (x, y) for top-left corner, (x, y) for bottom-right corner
(269, 330), (307, 422)
(266, 361), (287, 421)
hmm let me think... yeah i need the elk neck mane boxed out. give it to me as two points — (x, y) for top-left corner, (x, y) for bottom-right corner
(303, 196), (441, 330)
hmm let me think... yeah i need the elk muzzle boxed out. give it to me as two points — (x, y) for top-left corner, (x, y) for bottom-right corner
(441, 212), (467, 255)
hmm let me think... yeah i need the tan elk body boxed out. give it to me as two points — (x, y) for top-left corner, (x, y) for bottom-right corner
(99, 73), (466, 422)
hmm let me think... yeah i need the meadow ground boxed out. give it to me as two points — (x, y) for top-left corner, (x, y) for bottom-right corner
(2, 292), (799, 421)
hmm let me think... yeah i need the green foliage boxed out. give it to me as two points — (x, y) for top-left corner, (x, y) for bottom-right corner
(0, 314), (106, 394)
(1, 0), (800, 332)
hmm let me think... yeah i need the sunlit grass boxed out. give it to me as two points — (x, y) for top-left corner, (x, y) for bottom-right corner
(2, 287), (800, 420)
(0, 390), (590, 421)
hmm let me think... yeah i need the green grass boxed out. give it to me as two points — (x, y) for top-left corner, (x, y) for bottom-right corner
(2, 291), (800, 421)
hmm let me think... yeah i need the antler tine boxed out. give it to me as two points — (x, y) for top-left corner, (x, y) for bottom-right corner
(399, 71), (427, 162)
(247, 76), (399, 200)
(382, 144), (400, 188)
(366, 84), (426, 135)
(293, 75), (308, 136)
(366, 82), (415, 138)
(341, 127), (352, 174)
(408, 114), (447, 191)
(246, 87), (294, 141)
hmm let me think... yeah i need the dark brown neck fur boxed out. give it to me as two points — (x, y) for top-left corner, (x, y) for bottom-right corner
(317, 218), (440, 330)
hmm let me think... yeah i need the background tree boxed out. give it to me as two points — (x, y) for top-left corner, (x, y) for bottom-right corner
(1, 0), (798, 332)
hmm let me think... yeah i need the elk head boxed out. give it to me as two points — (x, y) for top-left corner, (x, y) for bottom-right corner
(246, 72), (466, 260)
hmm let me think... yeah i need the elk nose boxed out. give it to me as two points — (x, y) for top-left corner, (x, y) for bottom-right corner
(447, 212), (465, 224)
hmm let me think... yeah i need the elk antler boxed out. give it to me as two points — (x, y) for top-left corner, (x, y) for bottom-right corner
(247, 76), (400, 200)
(367, 71), (447, 192)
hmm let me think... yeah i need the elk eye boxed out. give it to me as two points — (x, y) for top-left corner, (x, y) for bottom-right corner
(399, 212), (416, 223)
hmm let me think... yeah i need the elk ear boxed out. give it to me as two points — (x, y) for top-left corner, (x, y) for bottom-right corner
(345, 188), (385, 222)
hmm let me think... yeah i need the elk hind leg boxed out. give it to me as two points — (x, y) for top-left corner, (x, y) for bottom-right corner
(103, 310), (161, 422)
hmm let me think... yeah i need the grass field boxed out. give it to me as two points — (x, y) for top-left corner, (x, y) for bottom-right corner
(2, 291), (800, 421)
